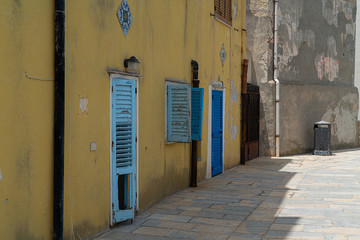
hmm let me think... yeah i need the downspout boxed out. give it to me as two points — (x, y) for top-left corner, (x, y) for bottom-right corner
(241, 59), (248, 164)
(190, 60), (199, 187)
(274, 0), (280, 157)
(54, 0), (65, 239)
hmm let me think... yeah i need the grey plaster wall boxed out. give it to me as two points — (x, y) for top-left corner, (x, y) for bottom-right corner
(247, 0), (359, 156)
(280, 83), (358, 155)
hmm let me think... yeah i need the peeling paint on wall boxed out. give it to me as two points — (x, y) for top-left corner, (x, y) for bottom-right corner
(315, 55), (339, 81)
(229, 79), (239, 141)
(230, 79), (239, 110)
(343, 22), (355, 42)
(321, 0), (355, 27)
(321, 0), (340, 27)
(315, 36), (339, 82)
(342, 1), (355, 20)
(230, 116), (238, 141)
(278, 0), (304, 73)
(79, 95), (88, 114)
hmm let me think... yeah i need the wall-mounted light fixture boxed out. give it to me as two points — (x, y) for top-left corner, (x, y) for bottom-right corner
(124, 56), (140, 73)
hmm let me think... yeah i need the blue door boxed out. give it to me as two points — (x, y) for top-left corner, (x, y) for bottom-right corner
(111, 78), (136, 223)
(212, 90), (223, 176)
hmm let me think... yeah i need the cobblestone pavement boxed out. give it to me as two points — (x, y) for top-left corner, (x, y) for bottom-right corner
(95, 149), (360, 240)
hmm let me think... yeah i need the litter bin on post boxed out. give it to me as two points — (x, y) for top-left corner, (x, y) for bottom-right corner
(313, 121), (331, 155)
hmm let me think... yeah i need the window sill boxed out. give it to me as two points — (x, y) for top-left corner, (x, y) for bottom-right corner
(214, 15), (232, 29)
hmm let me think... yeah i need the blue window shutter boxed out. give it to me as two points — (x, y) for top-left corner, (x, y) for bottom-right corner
(112, 79), (136, 170)
(167, 84), (191, 142)
(191, 88), (204, 141)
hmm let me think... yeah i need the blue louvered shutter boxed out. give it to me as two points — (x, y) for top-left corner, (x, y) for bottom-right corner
(167, 84), (191, 142)
(191, 88), (204, 141)
(112, 80), (136, 171)
(111, 79), (136, 223)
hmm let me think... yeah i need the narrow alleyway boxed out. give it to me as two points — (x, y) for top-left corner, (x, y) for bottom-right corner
(95, 149), (360, 240)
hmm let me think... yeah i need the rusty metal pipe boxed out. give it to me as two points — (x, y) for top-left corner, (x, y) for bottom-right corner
(242, 59), (249, 94)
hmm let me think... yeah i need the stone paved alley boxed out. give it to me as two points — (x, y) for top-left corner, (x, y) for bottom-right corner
(95, 149), (360, 240)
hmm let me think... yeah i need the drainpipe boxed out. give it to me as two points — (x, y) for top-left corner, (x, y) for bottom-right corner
(190, 60), (199, 187)
(54, 0), (65, 239)
(241, 59), (248, 164)
(274, 0), (280, 157)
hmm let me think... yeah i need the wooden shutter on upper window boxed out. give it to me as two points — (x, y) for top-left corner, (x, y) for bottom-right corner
(225, 0), (232, 25)
(214, 0), (221, 16)
(214, 0), (232, 26)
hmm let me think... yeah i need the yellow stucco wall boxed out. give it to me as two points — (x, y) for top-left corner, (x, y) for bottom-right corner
(0, 0), (246, 239)
(0, 1), (54, 239)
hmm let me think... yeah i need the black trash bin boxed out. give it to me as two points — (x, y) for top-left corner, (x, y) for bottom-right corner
(313, 121), (331, 155)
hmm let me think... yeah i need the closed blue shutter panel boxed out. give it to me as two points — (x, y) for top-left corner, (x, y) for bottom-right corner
(167, 84), (191, 142)
(112, 80), (136, 171)
(191, 88), (204, 141)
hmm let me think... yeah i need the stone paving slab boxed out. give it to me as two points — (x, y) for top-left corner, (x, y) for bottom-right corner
(95, 149), (360, 240)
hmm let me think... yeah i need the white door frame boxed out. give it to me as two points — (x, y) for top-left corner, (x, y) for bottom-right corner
(206, 83), (226, 179)
(109, 74), (139, 224)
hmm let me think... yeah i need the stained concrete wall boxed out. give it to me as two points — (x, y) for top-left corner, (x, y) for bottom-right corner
(247, 0), (359, 156)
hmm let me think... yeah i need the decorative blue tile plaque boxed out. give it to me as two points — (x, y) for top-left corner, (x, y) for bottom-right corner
(117, 0), (133, 37)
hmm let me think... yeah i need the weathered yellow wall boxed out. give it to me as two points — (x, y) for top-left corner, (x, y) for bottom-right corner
(0, 1), (54, 239)
(0, 0), (246, 239)
(64, 1), (246, 238)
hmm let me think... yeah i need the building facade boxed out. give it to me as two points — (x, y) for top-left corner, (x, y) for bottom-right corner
(247, 0), (358, 156)
(0, 0), (246, 239)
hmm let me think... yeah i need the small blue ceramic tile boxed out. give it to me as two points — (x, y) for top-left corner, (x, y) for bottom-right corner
(117, 0), (133, 37)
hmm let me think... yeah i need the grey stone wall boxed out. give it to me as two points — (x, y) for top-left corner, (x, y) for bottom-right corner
(247, 0), (359, 156)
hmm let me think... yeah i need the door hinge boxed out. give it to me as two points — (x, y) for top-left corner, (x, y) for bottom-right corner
(112, 141), (114, 148)
(135, 137), (137, 142)
(112, 86), (113, 92)
(135, 88), (137, 94)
